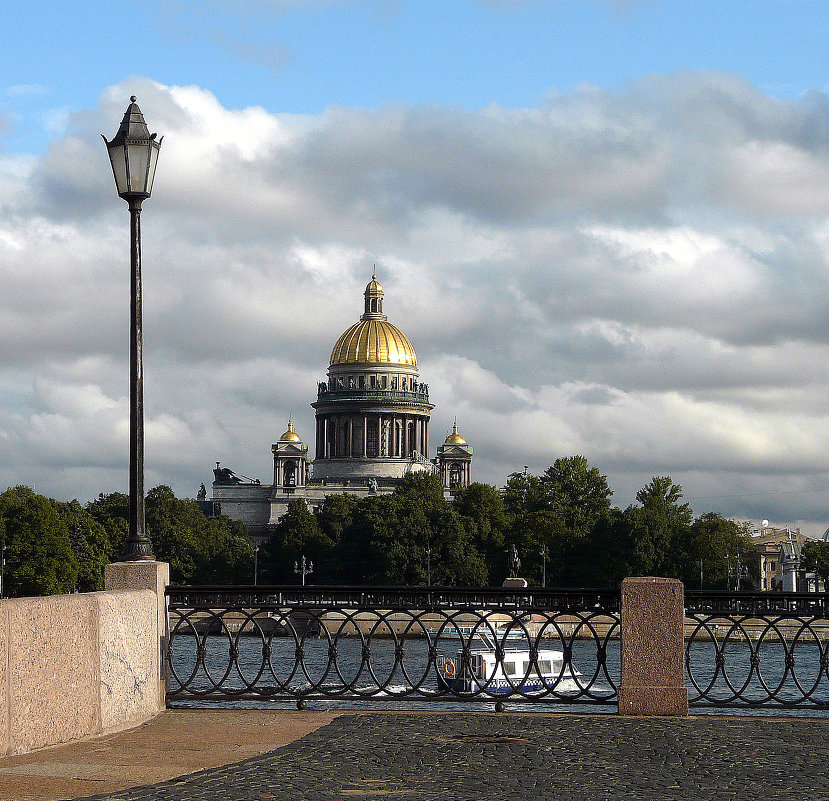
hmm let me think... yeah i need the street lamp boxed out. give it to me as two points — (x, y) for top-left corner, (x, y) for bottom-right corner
(294, 555), (313, 586)
(426, 545), (432, 587)
(725, 548), (749, 592)
(103, 97), (162, 561)
(539, 543), (547, 588)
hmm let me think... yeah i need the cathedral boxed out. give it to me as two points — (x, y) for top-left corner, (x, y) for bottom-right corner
(210, 275), (473, 534)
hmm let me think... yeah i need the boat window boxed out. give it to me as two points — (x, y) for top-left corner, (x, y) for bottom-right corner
(504, 661), (518, 676)
(537, 660), (553, 674)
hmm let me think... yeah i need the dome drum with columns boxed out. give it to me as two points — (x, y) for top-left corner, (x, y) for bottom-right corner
(312, 275), (434, 483)
(210, 274), (473, 532)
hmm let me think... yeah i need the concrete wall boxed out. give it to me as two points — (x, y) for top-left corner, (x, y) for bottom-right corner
(0, 561), (168, 756)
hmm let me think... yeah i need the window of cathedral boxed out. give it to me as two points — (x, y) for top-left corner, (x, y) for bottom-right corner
(367, 420), (378, 457)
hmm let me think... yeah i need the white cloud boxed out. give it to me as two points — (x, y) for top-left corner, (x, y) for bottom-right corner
(2, 72), (829, 532)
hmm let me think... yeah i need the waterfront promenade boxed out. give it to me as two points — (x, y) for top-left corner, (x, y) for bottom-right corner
(2, 709), (828, 801)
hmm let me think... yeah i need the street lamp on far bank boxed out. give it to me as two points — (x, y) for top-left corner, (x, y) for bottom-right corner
(294, 555), (314, 586)
(103, 97), (162, 561)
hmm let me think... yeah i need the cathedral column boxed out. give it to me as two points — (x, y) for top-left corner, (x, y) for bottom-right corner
(348, 418), (354, 457)
(403, 415), (409, 458)
(363, 414), (368, 457)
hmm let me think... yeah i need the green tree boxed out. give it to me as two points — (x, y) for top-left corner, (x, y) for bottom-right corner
(0, 486), (78, 596)
(263, 499), (334, 583)
(145, 485), (252, 584)
(503, 472), (547, 519)
(86, 492), (129, 559)
(801, 541), (829, 588)
(316, 493), (358, 543)
(453, 482), (507, 580)
(335, 474), (487, 586)
(541, 456), (613, 538)
(687, 513), (757, 589)
(55, 499), (111, 591)
(629, 476), (693, 577)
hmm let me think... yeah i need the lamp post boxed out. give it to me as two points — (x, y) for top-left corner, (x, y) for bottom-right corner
(103, 97), (162, 561)
(294, 555), (313, 586)
(725, 548), (749, 592)
(539, 543), (547, 588)
(426, 545), (432, 587)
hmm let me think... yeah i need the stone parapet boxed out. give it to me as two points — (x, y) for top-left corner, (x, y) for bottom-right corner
(619, 576), (688, 716)
(0, 561), (169, 756)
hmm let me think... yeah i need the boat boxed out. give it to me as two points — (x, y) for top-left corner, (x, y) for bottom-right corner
(429, 622), (528, 643)
(436, 630), (581, 694)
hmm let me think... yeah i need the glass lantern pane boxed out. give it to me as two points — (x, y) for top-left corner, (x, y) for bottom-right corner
(147, 141), (160, 195)
(127, 142), (150, 194)
(107, 144), (129, 196)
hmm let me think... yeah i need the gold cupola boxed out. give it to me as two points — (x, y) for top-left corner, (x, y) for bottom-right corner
(329, 273), (418, 367)
(279, 419), (302, 443)
(444, 419), (467, 445)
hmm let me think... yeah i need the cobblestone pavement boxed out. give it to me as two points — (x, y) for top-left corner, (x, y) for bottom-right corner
(74, 713), (829, 801)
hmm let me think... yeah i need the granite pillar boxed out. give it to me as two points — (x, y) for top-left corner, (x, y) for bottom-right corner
(619, 576), (688, 716)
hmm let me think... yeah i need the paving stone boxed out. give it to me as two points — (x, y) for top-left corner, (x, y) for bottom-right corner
(72, 713), (829, 801)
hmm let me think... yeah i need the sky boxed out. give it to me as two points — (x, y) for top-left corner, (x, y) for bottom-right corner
(2, 0), (829, 535)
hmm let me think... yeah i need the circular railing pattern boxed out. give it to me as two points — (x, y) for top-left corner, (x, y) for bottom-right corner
(166, 587), (620, 707)
(686, 612), (829, 708)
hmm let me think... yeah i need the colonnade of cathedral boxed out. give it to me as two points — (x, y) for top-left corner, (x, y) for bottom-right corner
(315, 413), (430, 460)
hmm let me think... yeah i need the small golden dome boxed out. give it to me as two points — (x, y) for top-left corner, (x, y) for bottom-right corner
(445, 420), (466, 445)
(330, 318), (417, 367)
(279, 420), (302, 443)
(366, 273), (383, 293)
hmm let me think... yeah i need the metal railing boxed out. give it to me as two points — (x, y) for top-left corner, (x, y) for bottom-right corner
(316, 389), (431, 404)
(685, 591), (829, 709)
(166, 586), (620, 708)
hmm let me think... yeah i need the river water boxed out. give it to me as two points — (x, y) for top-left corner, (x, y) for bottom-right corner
(168, 633), (829, 717)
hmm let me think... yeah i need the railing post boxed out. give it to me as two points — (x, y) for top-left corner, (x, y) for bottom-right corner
(619, 576), (688, 716)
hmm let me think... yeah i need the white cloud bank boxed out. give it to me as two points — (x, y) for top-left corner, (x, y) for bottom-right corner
(3, 71), (829, 533)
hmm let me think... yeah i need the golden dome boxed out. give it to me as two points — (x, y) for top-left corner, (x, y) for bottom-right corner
(279, 420), (302, 443)
(330, 318), (417, 367)
(329, 273), (418, 367)
(445, 420), (466, 445)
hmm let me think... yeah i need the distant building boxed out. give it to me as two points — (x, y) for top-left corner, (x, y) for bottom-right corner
(210, 275), (473, 536)
(750, 526), (821, 591)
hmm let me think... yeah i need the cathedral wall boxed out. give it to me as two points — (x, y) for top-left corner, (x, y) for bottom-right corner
(311, 457), (415, 481)
(211, 484), (272, 524)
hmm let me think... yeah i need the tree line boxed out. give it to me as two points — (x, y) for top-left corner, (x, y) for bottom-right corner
(0, 456), (779, 595)
(260, 459), (760, 589)
(0, 484), (252, 596)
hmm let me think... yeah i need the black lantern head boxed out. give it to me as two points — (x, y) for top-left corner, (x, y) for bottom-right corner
(102, 96), (162, 201)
